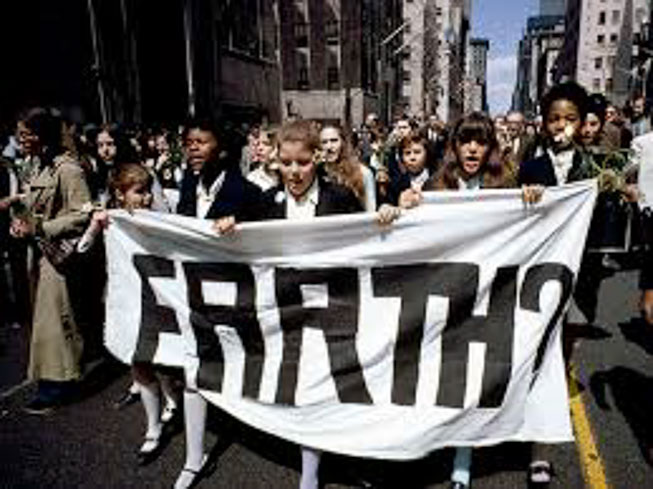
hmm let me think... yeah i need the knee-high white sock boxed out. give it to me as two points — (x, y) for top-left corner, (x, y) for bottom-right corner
(299, 446), (321, 489)
(159, 375), (177, 410)
(138, 381), (162, 451)
(183, 390), (207, 471)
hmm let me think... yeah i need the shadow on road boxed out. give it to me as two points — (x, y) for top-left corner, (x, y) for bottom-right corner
(619, 318), (653, 355)
(590, 366), (653, 466)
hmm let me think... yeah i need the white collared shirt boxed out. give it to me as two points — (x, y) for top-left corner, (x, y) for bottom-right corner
(457, 174), (481, 190)
(196, 171), (226, 218)
(286, 177), (319, 220)
(410, 169), (430, 190)
(547, 148), (575, 184)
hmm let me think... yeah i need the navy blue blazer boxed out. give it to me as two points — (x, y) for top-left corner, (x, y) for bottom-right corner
(176, 164), (262, 222)
(518, 150), (590, 187)
(258, 178), (363, 220)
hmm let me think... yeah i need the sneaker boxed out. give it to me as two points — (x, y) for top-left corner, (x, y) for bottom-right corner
(24, 397), (58, 415)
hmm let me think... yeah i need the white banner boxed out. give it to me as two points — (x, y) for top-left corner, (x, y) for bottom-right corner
(105, 180), (597, 460)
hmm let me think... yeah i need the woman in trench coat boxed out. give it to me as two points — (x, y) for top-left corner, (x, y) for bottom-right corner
(11, 108), (92, 414)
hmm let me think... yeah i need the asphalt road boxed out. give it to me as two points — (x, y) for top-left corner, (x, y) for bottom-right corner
(0, 267), (650, 489)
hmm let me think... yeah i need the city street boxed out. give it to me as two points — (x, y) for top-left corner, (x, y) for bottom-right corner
(1, 266), (650, 489)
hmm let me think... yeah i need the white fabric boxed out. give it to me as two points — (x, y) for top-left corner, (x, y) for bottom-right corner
(410, 168), (430, 190)
(286, 177), (319, 220)
(361, 165), (377, 211)
(632, 132), (653, 209)
(247, 167), (279, 191)
(458, 175), (481, 191)
(547, 148), (575, 184)
(105, 181), (598, 460)
(197, 171), (226, 219)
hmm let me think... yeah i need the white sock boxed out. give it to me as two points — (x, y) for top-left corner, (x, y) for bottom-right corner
(183, 390), (207, 471)
(160, 375), (177, 409)
(129, 381), (140, 395)
(138, 381), (162, 452)
(299, 446), (321, 489)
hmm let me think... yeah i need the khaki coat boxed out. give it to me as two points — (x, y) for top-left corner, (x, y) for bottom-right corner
(25, 158), (91, 382)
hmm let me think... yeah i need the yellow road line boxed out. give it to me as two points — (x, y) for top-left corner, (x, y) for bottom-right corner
(568, 364), (610, 489)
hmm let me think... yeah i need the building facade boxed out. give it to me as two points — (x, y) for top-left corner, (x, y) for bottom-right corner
(465, 38), (489, 113)
(512, 15), (565, 117)
(540, 0), (567, 17)
(430, 0), (471, 123)
(555, 0), (650, 105)
(278, 0), (403, 127)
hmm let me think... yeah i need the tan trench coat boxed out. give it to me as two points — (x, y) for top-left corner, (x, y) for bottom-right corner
(25, 157), (91, 382)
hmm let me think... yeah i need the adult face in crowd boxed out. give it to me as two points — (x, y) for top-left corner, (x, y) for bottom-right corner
(320, 126), (343, 164)
(278, 138), (316, 199)
(96, 129), (117, 163)
(506, 111), (525, 141)
(394, 118), (412, 142)
(184, 127), (219, 173)
(632, 96), (646, 119)
(365, 113), (379, 129)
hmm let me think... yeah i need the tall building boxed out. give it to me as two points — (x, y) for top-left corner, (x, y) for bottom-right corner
(512, 15), (565, 117)
(540, 0), (566, 17)
(465, 38), (489, 113)
(278, 0), (402, 127)
(554, 0), (650, 105)
(429, 0), (471, 122)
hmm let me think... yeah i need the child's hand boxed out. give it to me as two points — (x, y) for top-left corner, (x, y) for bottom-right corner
(212, 216), (237, 235)
(376, 204), (402, 226)
(399, 187), (422, 209)
(522, 185), (544, 204)
(91, 210), (110, 230)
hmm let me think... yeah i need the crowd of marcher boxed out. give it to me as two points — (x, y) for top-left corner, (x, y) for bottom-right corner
(0, 80), (651, 489)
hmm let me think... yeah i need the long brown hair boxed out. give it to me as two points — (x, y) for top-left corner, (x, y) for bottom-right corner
(428, 112), (512, 190)
(320, 125), (365, 203)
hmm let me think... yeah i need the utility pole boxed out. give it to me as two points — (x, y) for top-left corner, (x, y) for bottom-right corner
(87, 0), (108, 124)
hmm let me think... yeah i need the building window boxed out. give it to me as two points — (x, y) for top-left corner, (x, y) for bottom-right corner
(403, 69), (411, 83)
(612, 10), (620, 25)
(325, 20), (339, 45)
(327, 66), (339, 90)
(595, 57), (603, 69)
(294, 22), (309, 48)
(606, 78), (614, 92)
(597, 34), (605, 44)
(599, 11), (606, 25)
(610, 33), (618, 44)
(298, 67), (309, 90)
(593, 78), (601, 90)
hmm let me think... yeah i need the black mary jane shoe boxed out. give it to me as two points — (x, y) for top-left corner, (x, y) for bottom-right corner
(137, 434), (165, 466)
(172, 455), (217, 489)
(114, 390), (140, 410)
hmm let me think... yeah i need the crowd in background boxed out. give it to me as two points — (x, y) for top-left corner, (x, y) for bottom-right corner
(0, 80), (652, 489)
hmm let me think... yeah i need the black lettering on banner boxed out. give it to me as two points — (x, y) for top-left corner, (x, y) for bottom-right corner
(184, 263), (264, 398)
(520, 263), (573, 387)
(372, 264), (517, 408)
(132, 255), (183, 363)
(274, 268), (372, 406)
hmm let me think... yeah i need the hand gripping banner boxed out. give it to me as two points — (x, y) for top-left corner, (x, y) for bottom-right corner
(105, 181), (597, 460)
